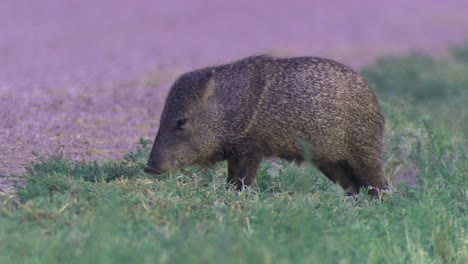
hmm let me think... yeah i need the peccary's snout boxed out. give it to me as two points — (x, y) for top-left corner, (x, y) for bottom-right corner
(143, 163), (161, 175)
(144, 140), (172, 175)
(144, 154), (168, 175)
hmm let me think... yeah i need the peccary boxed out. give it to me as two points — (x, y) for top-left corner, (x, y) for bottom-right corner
(144, 55), (388, 195)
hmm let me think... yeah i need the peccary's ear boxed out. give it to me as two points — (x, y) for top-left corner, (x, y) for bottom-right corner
(201, 69), (216, 102)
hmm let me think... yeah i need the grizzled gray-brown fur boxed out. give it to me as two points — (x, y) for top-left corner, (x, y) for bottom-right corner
(144, 55), (388, 195)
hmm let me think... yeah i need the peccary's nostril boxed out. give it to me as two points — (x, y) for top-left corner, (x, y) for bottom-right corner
(144, 165), (160, 175)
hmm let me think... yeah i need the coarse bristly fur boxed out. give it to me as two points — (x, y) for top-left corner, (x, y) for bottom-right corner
(145, 55), (388, 196)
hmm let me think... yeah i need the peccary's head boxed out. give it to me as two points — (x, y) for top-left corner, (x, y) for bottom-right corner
(144, 69), (224, 175)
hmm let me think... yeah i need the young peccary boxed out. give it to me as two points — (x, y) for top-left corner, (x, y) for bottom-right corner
(144, 55), (388, 195)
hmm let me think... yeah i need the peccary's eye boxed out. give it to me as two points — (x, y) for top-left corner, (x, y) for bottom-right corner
(176, 118), (188, 130)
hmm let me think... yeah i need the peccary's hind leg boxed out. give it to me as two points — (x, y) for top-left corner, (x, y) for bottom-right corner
(318, 161), (360, 195)
(350, 156), (388, 196)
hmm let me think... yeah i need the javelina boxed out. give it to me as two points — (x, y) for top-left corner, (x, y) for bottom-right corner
(144, 55), (388, 195)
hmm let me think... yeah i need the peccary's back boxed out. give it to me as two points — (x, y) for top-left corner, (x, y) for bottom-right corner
(242, 56), (384, 161)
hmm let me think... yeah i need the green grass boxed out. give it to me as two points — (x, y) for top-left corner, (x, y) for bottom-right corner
(361, 48), (468, 136)
(1, 47), (467, 264)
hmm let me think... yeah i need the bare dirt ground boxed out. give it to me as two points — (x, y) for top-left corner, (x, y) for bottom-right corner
(1, 0), (468, 193)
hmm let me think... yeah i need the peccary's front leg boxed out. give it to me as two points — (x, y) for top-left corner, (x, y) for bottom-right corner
(227, 158), (240, 187)
(236, 154), (263, 191)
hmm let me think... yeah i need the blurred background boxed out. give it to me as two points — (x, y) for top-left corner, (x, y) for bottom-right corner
(1, 0), (468, 175)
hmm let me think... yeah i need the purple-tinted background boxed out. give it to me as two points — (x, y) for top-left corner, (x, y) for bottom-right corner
(1, 0), (468, 176)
